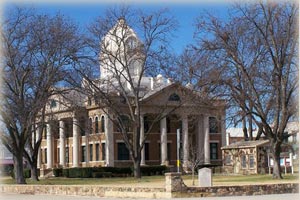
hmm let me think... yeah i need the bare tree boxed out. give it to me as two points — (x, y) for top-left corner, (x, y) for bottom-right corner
(192, 1), (298, 178)
(0, 7), (84, 183)
(68, 6), (177, 178)
(186, 141), (204, 186)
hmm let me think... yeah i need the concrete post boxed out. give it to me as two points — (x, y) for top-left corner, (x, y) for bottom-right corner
(165, 172), (186, 198)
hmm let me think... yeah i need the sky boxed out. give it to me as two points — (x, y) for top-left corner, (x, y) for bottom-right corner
(2, 0), (231, 55)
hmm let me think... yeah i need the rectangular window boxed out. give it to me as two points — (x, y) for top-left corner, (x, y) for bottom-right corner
(44, 149), (47, 163)
(80, 118), (85, 136)
(210, 143), (218, 160)
(57, 148), (60, 164)
(102, 143), (106, 161)
(209, 117), (219, 133)
(241, 155), (247, 168)
(225, 154), (231, 165)
(96, 143), (100, 161)
(81, 146), (86, 162)
(44, 125), (47, 139)
(144, 143), (149, 161)
(167, 143), (171, 161)
(118, 143), (129, 160)
(249, 155), (255, 168)
(65, 147), (69, 163)
(89, 144), (93, 161)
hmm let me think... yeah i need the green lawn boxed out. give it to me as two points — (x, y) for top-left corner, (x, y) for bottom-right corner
(183, 173), (299, 186)
(1, 173), (298, 187)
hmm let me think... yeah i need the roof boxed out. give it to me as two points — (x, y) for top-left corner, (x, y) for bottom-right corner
(221, 140), (269, 150)
(140, 82), (175, 101)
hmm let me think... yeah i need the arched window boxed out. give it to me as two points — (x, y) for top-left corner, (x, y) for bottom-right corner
(89, 118), (92, 134)
(50, 99), (57, 108)
(95, 117), (99, 134)
(101, 116), (105, 132)
(168, 93), (180, 101)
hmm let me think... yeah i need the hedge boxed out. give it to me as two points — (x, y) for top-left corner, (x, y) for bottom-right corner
(53, 168), (63, 177)
(140, 165), (168, 176)
(11, 168), (31, 179)
(55, 165), (167, 178)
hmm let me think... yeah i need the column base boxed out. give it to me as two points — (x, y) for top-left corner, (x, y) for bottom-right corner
(161, 161), (169, 166)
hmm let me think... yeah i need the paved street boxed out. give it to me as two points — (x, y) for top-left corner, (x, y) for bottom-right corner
(0, 193), (299, 200)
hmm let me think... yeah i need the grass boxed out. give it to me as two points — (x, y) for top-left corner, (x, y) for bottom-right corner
(0, 175), (165, 187)
(1, 173), (298, 187)
(183, 173), (299, 186)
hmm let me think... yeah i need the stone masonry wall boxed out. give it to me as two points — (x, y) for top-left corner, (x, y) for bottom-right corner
(0, 185), (166, 199)
(0, 173), (298, 199)
(166, 173), (299, 198)
(174, 183), (299, 198)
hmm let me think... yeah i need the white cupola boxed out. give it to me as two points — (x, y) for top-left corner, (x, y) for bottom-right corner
(99, 18), (143, 81)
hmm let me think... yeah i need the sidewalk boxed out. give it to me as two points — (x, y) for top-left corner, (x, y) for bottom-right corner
(0, 193), (299, 200)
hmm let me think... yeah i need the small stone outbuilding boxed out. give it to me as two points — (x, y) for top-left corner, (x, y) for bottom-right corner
(221, 140), (269, 175)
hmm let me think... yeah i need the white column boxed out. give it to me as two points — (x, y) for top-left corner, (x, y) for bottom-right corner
(36, 124), (41, 169)
(160, 116), (167, 165)
(182, 115), (189, 167)
(204, 115), (210, 164)
(140, 114), (145, 165)
(197, 115), (204, 163)
(105, 114), (114, 166)
(73, 117), (79, 167)
(59, 120), (65, 167)
(46, 123), (53, 169)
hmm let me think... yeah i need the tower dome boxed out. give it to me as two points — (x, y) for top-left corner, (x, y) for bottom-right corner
(99, 18), (143, 80)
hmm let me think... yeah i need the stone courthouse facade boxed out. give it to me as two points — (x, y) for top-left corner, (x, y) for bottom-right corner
(37, 19), (226, 173)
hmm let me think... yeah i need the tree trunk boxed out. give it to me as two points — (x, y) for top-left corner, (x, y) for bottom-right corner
(242, 118), (248, 141)
(247, 114), (253, 141)
(30, 162), (39, 181)
(271, 142), (283, 179)
(14, 155), (26, 184)
(133, 158), (141, 179)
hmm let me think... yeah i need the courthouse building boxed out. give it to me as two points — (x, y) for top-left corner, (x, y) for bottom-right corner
(37, 19), (226, 174)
